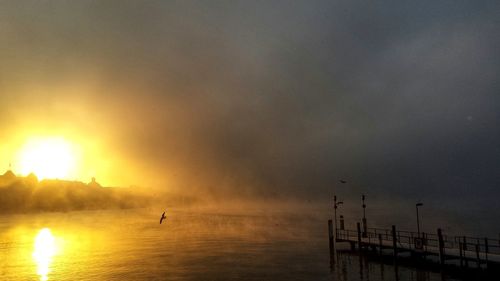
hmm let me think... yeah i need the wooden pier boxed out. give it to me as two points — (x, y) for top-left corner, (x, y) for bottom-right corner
(328, 219), (500, 273)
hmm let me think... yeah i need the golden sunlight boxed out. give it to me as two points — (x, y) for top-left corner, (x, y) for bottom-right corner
(33, 228), (57, 281)
(17, 137), (78, 180)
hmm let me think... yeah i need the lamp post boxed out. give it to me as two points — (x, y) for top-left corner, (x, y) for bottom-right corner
(333, 195), (343, 234)
(334, 180), (347, 234)
(416, 203), (423, 236)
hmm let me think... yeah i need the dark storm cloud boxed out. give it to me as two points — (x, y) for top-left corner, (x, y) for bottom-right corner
(0, 0), (499, 215)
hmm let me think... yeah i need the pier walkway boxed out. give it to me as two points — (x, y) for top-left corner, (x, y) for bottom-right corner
(328, 220), (500, 270)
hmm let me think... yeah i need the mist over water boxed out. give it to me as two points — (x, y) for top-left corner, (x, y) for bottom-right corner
(0, 206), (478, 281)
(0, 1), (498, 280)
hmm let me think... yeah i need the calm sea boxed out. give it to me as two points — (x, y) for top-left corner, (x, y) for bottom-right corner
(0, 207), (462, 280)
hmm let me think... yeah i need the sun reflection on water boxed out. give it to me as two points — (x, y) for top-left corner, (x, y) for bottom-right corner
(33, 228), (57, 281)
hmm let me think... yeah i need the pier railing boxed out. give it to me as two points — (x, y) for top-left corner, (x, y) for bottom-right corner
(336, 227), (500, 252)
(329, 220), (500, 269)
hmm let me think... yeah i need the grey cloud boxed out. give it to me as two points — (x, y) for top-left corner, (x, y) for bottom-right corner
(0, 0), (499, 224)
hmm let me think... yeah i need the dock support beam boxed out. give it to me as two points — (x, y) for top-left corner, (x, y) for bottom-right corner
(463, 236), (468, 268)
(475, 244), (480, 268)
(392, 225), (397, 258)
(459, 242), (464, 268)
(437, 228), (445, 266)
(485, 238), (489, 269)
(328, 219), (335, 262)
(378, 234), (383, 255)
(357, 222), (362, 251)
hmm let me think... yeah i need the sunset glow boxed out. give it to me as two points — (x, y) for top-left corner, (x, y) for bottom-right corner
(17, 137), (79, 180)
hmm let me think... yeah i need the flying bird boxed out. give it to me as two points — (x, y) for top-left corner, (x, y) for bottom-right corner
(160, 211), (167, 224)
(340, 180), (347, 184)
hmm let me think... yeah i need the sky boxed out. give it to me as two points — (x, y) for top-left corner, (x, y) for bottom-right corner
(0, 0), (499, 220)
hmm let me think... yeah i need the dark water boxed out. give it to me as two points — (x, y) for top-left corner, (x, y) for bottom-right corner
(0, 207), (464, 280)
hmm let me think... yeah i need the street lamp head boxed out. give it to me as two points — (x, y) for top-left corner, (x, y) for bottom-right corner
(416, 203), (423, 207)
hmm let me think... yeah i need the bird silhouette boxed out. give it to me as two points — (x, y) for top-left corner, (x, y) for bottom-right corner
(160, 211), (167, 224)
(340, 180), (347, 184)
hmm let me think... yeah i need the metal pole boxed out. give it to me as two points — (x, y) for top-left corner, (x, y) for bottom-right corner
(416, 206), (420, 234)
(416, 203), (423, 237)
(362, 194), (367, 237)
(357, 222), (362, 251)
(362, 194), (366, 219)
(334, 195), (337, 231)
(333, 195), (343, 237)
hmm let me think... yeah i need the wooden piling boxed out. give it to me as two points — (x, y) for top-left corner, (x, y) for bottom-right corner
(423, 232), (427, 260)
(459, 242), (464, 268)
(378, 234), (383, 255)
(463, 236), (468, 268)
(357, 222), (362, 251)
(437, 228), (445, 266)
(475, 244), (480, 268)
(392, 225), (397, 258)
(328, 219), (335, 260)
(484, 238), (489, 268)
(362, 217), (368, 238)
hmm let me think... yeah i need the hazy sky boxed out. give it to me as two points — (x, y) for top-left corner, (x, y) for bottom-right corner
(0, 1), (499, 212)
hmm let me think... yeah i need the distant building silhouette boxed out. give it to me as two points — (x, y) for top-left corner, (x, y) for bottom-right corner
(0, 169), (144, 214)
(25, 173), (38, 186)
(88, 177), (102, 188)
(2, 169), (15, 179)
(0, 169), (101, 189)
(0, 169), (17, 186)
(0, 169), (41, 187)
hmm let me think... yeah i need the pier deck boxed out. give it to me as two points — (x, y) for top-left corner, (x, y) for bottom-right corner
(328, 220), (500, 270)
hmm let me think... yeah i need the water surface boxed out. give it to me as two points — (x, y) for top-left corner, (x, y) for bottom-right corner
(0, 208), (464, 280)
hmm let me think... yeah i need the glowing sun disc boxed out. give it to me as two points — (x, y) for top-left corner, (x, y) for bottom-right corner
(18, 137), (77, 180)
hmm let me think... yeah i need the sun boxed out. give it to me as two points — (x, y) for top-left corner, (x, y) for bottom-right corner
(17, 137), (78, 180)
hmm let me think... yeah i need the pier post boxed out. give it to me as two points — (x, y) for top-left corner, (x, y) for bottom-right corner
(475, 244), (480, 268)
(459, 242), (464, 268)
(362, 217), (368, 238)
(423, 233), (427, 260)
(437, 228), (445, 266)
(379, 234), (383, 255)
(392, 225), (397, 258)
(328, 219), (335, 262)
(463, 236), (468, 268)
(485, 238), (489, 268)
(357, 222), (362, 251)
